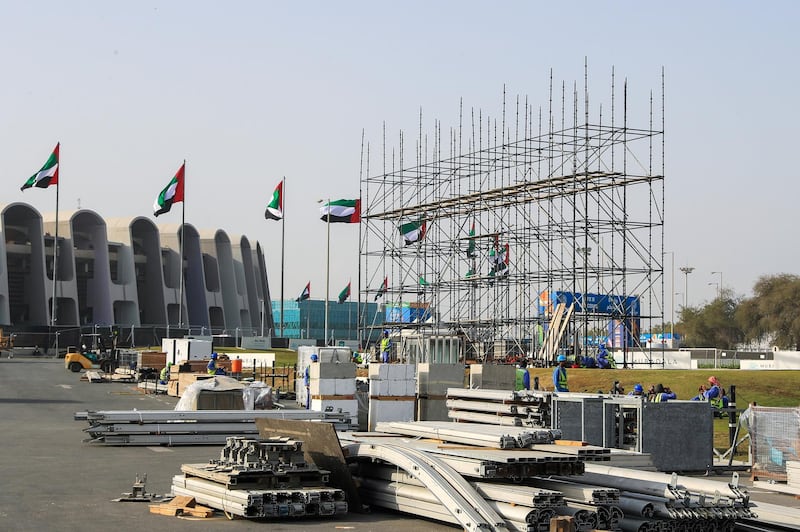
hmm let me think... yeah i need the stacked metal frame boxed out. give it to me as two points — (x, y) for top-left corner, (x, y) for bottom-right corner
(172, 437), (348, 519)
(75, 409), (353, 445)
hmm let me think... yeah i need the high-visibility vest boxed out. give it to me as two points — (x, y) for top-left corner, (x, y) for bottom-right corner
(380, 337), (390, 352)
(515, 369), (527, 391)
(555, 366), (568, 391)
(652, 393), (664, 402)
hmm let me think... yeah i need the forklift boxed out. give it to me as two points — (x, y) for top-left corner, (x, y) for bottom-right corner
(64, 333), (117, 373)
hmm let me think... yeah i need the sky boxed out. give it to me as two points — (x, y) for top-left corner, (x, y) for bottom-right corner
(1, 1), (798, 322)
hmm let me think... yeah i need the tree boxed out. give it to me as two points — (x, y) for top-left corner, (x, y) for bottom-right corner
(678, 288), (743, 349)
(736, 274), (800, 350)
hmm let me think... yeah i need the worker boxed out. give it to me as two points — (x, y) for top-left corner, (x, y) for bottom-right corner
(692, 375), (723, 402)
(515, 359), (531, 391)
(582, 355), (597, 369)
(649, 383), (677, 402)
(597, 345), (611, 369)
(628, 383), (645, 397)
(304, 354), (318, 409)
(207, 353), (225, 375)
(552, 354), (569, 392)
(380, 330), (391, 363)
(159, 362), (172, 384)
(352, 351), (363, 364)
(611, 380), (625, 395)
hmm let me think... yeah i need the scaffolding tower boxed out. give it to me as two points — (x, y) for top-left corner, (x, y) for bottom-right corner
(359, 67), (666, 367)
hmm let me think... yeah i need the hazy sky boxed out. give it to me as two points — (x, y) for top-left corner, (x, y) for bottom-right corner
(1, 1), (797, 320)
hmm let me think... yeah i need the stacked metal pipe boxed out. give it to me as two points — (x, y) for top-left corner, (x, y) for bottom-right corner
(445, 388), (552, 428)
(171, 437), (347, 519)
(75, 409), (352, 445)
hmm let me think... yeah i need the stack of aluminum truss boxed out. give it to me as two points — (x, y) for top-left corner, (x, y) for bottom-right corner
(552, 464), (755, 531)
(340, 433), (586, 478)
(75, 409), (353, 445)
(446, 388), (552, 428)
(374, 420), (561, 449)
(172, 437), (347, 519)
(341, 422), (758, 531)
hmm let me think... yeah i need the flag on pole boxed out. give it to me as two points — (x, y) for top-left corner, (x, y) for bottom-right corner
(399, 219), (427, 245)
(337, 281), (351, 304)
(296, 282), (310, 302)
(265, 181), (283, 220)
(419, 275), (429, 286)
(489, 242), (510, 277)
(153, 163), (185, 217)
(21, 143), (60, 191)
(374, 277), (388, 300)
(466, 222), (476, 258)
(320, 199), (360, 223)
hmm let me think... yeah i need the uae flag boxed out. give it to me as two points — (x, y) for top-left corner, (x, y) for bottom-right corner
(374, 277), (388, 300)
(153, 163), (185, 217)
(21, 143), (59, 191)
(337, 282), (351, 304)
(399, 219), (427, 245)
(265, 181), (283, 220)
(320, 199), (360, 223)
(466, 222), (476, 258)
(489, 243), (510, 276)
(296, 282), (310, 302)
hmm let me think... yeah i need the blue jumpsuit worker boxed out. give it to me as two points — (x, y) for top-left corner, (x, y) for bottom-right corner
(207, 353), (225, 375)
(159, 362), (172, 385)
(380, 330), (391, 363)
(628, 383), (645, 397)
(304, 354), (318, 409)
(515, 359), (531, 391)
(692, 375), (722, 402)
(552, 354), (569, 392)
(649, 383), (677, 402)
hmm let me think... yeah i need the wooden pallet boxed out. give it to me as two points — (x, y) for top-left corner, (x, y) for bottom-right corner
(149, 495), (215, 518)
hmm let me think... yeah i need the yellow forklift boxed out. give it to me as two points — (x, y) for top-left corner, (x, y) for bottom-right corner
(64, 333), (116, 373)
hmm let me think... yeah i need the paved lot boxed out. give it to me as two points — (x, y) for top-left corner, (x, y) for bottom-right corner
(2, 356), (797, 532)
(0, 357), (455, 532)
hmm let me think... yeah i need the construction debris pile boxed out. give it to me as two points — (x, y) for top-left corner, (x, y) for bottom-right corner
(75, 409), (353, 445)
(172, 436), (347, 519)
(342, 421), (756, 532)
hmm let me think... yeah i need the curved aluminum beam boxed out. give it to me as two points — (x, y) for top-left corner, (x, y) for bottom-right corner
(344, 442), (507, 532)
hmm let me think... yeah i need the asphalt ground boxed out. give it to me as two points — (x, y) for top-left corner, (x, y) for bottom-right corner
(1, 356), (797, 532)
(0, 357), (456, 532)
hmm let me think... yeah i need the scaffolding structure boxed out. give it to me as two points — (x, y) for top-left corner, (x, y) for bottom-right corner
(359, 67), (665, 366)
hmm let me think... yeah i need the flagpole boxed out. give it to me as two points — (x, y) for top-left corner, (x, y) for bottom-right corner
(51, 144), (60, 328)
(325, 198), (330, 346)
(280, 176), (285, 337)
(178, 159), (185, 329)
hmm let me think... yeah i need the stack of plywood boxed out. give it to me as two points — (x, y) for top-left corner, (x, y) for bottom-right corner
(469, 363), (516, 390)
(308, 362), (358, 426)
(368, 364), (416, 431)
(417, 363), (466, 421)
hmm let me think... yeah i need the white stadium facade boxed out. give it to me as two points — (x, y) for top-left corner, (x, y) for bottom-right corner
(0, 202), (274, 334)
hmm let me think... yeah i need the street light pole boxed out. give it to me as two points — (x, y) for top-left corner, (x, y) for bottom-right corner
(708, 282), (720, 298)
(679, 266), (694, 308)
(665, 251), (675, 339)
(711, 271), (723, 298)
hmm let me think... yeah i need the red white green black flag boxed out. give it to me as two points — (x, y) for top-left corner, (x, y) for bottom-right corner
(265, 181), (283, 220)
(153, 163), (185, 217)
(21, 143), (59, 191)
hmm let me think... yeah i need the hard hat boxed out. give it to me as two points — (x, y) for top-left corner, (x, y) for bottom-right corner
(210, 353), (218, 359)
(166, 362), (173, 367)
(310, 354), (318, 362)
(634, 384), (643, 393)
(557, 354), (567, 362)
(708, 376), (719, 386)
(384, 329), (390, 335)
